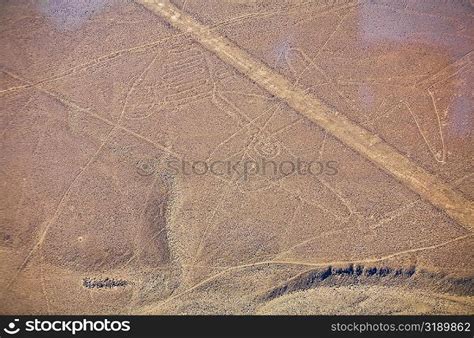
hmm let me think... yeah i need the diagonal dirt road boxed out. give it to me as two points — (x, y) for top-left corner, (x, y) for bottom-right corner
(134, 0), (473, 231)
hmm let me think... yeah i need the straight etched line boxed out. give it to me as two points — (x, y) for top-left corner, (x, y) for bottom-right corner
(134, 0), (473, 231)
(139, 234), (472, 313)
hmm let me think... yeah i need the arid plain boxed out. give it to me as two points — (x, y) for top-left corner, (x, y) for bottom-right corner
(1, 0), (473, 314)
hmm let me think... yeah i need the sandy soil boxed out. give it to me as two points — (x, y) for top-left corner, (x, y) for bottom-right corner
(0, 0), (473, 314)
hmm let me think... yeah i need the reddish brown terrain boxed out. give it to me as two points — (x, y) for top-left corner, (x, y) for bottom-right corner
(1, 0), (473, 314)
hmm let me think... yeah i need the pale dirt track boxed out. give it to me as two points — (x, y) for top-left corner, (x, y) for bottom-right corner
(135, 0), (473, 231)
(0, 0), (473, 315)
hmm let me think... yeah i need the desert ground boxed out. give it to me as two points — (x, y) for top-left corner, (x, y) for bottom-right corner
(0, 0), (473, 314)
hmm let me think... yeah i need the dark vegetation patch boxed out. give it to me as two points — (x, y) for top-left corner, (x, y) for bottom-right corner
(83, 277), (128, 289)
(262, 264), (473, 301)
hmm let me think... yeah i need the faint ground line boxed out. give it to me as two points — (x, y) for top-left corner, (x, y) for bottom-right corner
(1, 125), (114, 298)
(405, 101), (445, 163)
(1, 134), (111, 297)
(1, 69), (180, 159)
(126, 173), (161, 315)
(452, 173), (474, 187)
(0, 70), (180, 297)
(293, 0), (360, 26)
(415, 51), (472, 90)
(295, 7), (354, 85)
(427, 88), (447, 163)
(120, 50), (161, 121)
(39, 252), (52, 314)
(138, 233), (472, 314)
(259, 234), (473, 301)
(0, 33), (186, 97)
(191, 103), (279, 265)
(0, 7), (308, 97)
(272, 223), (358, 261)
(135, 0), (473, 231)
